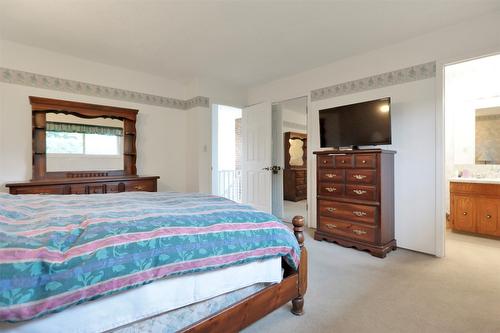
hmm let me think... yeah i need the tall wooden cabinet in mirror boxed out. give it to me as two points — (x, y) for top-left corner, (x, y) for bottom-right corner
(283, 132), (307, 202)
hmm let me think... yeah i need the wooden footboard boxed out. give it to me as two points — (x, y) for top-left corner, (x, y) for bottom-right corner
(182, 216), (308, 333)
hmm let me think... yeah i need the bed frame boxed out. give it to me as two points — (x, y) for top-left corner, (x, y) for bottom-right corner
(182, 215), (308, 333)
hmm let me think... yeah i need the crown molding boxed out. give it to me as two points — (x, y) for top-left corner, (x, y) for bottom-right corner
(0, 67), (209, 110)
(310, 61), (436, 101)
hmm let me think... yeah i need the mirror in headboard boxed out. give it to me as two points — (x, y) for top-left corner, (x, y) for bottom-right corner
(30, 96), (138, 180)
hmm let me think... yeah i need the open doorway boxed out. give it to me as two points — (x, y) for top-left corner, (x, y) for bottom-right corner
(444, 53), (500, 244)
(272, 97), (308, 223)
(211, 104), (242, 202)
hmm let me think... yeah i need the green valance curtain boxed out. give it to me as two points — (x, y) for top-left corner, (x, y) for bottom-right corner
(46, 122), (123, 137)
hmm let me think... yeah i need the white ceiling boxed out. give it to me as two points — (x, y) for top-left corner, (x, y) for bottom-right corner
(1, 0), (500, 87)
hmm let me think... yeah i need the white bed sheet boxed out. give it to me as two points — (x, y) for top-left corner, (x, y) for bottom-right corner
(0, 258), (282, 333)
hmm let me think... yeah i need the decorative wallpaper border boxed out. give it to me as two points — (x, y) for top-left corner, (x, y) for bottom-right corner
(0, 67), (209, 110)
(310, 61), (436, 101)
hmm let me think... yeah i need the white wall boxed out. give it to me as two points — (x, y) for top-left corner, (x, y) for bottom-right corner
(282, 108), (307, 133)
(247, 11), (500, 256)
(0, 40), (189, 192)
(311, 80), (436, 254)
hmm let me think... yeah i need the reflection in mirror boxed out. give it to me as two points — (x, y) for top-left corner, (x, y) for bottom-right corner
(46, 113), (124, 172)
(475, 106), (500, 164)
(289, 138), (305, 167)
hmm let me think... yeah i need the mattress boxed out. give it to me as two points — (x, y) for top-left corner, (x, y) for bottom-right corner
(0, 257), (282, 333)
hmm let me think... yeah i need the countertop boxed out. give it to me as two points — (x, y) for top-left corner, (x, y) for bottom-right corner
(449, 177), (500, 185)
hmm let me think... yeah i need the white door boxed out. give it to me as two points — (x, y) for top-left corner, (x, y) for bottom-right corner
(241, 102), (272, 213)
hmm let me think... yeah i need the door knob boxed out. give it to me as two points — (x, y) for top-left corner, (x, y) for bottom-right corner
(262, 166), (282, 174)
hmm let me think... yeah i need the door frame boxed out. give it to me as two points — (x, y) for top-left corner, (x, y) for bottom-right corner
(211, 104), (219, 195)
(271, 96), (309, 222)
(436, 47), (500, 258)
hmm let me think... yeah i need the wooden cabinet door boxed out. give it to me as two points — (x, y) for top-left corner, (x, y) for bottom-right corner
(452, 195), (476, 233)
(476, 198), (500, 236)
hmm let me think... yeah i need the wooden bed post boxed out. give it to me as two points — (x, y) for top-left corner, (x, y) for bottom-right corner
(291, 215), (307, 316)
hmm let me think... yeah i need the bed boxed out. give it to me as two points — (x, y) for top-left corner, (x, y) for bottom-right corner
(0, 192), (307, 332)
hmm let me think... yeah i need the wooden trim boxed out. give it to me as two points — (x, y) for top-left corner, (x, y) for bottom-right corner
(313, 148), (396, 155)
(29, 96), (138, 180)
(30, 96), (138, 120)
(181, 216), (308, 333)
(5, 176), (159, 188)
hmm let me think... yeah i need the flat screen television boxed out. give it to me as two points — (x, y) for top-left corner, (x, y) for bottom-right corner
(319, 97), (391, 148)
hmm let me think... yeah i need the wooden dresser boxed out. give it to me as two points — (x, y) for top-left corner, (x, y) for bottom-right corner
(6, 97), (160, 195)
(284, 169), (307, 201)
(6, 176), (159, 195)
(314, 149), (396, 258)
(450, 181), (500, 238)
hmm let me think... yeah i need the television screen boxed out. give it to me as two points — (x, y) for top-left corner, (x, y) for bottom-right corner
(319, 97), (391, 148)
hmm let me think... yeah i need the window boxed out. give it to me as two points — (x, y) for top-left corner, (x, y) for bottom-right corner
(46, 122), (122, 155)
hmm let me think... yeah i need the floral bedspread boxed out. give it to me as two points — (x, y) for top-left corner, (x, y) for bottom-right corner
(0, 192), (299, 322)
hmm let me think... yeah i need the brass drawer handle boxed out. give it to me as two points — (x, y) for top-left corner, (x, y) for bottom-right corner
(326, 207), (336, 212)
(326, 223), (337, 229)
(353, 189), (367, 195)
(134, 185), (145, 190)
(341, 160), (346, 164)
(325, 173), (336, 178)
(353, 174), (367, 180)
(325, 187), (337, 192)
(353, 229), (367, 235)
(486, 214), (492, 219)
(353, 211), (367, 217)
(362, 160), (367, 164)
(463, 212), (468, 216)
(323, 160), (328, 164)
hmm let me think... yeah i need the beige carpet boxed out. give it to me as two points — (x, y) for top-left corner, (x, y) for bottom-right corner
(243, 229), (500, 333)
(282, 200), (307, 223)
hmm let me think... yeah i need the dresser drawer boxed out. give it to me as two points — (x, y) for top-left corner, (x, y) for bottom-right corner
(125, 180), (156, 192)
(294, 169), (306, 177)
(354, 154), (377, 168)
(70, 185), (88, 195)
(319, 200), (377, 224)
(296, 176), (306, 186)
(318, 169), (345, 182)
(318, 217), (376, 243)
(335, 155), (353, 168)
(346, 185), (377, 201)
(88, 184), (105, 194)
(296, 188), (307, 198)
(105, 182), (127, 193)
(14, 185), (67, 195)
(318, 155), (334, 168)
(318, 183), (344, 196)
(346, 169), (376, 185)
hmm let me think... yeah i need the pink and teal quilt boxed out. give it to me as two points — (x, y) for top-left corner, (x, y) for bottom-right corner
(0, 192), (300, 322)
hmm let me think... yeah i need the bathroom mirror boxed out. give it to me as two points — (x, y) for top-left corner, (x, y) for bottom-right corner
(475, 106), (500, 164)
(45, 113), (124, 172)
